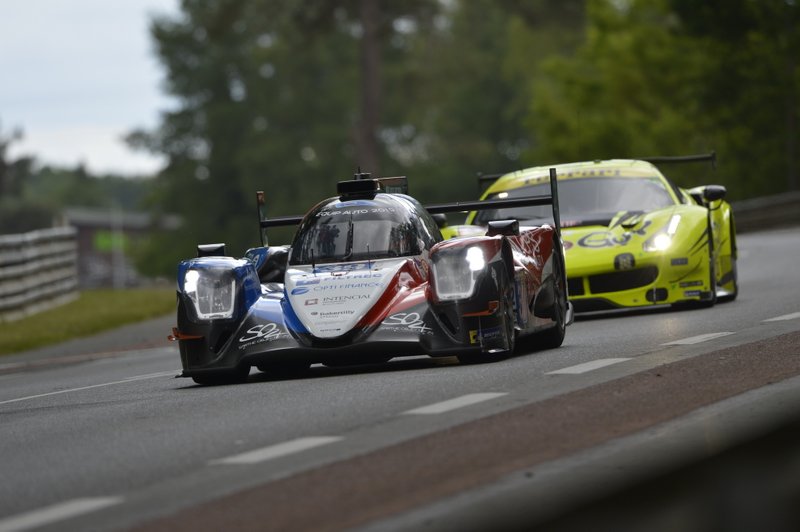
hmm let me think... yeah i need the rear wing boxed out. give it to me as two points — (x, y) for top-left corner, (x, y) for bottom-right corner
(641, 151), (716, 169)
(476, 151), (717, 193)
(256, 169), (563, 245)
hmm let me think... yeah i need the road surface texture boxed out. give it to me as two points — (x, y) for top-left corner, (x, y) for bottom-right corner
(0, 227), (798, 532)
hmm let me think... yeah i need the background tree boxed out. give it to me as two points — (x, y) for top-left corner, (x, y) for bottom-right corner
(527, 0), (799, 196)
(126, 0), (797, 277)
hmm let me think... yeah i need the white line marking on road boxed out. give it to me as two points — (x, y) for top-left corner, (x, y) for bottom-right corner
(0, 371), (177, 406)
(209, 436), (343, 465)
(661, 332), (734, 345)
(763, 312), (800, 322)
(403, 393), (507, 415)
(546, 358), (631, 375)
(0, 497), (122, 532)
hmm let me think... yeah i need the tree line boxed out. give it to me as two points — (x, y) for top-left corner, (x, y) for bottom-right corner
(2, 0), (797, 277)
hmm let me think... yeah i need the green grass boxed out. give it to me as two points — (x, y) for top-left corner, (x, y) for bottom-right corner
(0, 288), (176, 357)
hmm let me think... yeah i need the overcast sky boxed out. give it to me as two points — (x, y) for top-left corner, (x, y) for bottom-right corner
(1, 0), (180, 176)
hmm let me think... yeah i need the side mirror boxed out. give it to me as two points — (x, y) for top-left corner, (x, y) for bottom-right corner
(703, 185), (727, 202)
(197, 243), (226, 257)
(431, 213), (448, 229)
(486, 219), (520, 237)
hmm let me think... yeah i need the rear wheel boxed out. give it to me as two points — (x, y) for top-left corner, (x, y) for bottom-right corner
(535, 247), (567, 349)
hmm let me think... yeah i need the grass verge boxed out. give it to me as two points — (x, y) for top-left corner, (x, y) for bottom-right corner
(0, 288), (175, 357)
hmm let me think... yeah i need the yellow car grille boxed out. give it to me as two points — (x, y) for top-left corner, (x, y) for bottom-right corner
(569, 266), (659, 296)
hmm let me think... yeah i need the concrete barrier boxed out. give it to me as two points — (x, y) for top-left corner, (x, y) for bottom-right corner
(0, 227), (78, 322)
(732, 191), (800, 233)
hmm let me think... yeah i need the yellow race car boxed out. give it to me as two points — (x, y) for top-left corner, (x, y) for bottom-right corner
(443, 154), (737, 312)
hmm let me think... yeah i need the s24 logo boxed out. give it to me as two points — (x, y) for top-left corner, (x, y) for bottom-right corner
(239, 323), (284, 343)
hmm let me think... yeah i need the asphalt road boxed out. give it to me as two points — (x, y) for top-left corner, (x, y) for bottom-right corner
(0, 227), (799, 532)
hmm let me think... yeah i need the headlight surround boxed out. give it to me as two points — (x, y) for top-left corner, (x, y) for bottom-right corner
(432, 246), (486, 300)
(183, 267), (238, 320)
(643, 214), (681, 252)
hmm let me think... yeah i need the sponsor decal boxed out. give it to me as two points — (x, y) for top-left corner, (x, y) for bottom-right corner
(305, 298), (319, 306)
(671, 258), (689, 266)
(381, 312), (433, 334)
(480, 326), (503, 340)
(295, 272), (382, 283)
(333, 200), (372, 208)
(311, 282), (380, 291)
(317, 309), (356, 319)
(289, 276), (382, 294)
(578, 222), (652, 249)
(238, 323), (288, 349)
(316, 207), (397, 217)
(683, 290), (702, 297)
(469, 326), (502, 344)
(679, 280), (703, 288)
(322, 294), (370, 304)
(314, 263), (371, 273)
(578, 232), (631, 249)
(561, 169), (622, 178)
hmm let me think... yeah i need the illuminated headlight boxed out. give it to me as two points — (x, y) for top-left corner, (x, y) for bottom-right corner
(644, 233), (673, 252)
(643, 215), (680, 252)
(432, 246), (486, 300)
(183, 268), (237, 319)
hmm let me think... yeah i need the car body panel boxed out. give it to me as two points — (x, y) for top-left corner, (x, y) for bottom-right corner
(445, 159), (736, 311)
(172, 175), (570, 382)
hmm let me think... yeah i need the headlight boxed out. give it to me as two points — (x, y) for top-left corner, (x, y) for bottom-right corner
(183, 268), (237, 319)
(643, 214), (680, 252)
(645, 233), (672, 252)
(432, 246), (486, 300)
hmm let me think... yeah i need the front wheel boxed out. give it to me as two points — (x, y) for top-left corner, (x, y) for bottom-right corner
(717, 217), (738, 302)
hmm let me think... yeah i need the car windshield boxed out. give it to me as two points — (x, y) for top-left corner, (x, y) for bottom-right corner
(289, 196), (423, 265)
(473, 176), (676, 226)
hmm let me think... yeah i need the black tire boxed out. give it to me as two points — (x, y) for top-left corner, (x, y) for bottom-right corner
(718, 218), (738, 302)
(718, 257), (738, 302)
(191, 366), (249, 386)
(535, 247), (567, 349)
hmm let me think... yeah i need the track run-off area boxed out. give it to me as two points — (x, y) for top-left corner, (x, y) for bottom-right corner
(1, 227), (799, 532)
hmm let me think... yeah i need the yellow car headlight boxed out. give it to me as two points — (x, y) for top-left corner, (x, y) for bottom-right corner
(643, 214), (680, 252)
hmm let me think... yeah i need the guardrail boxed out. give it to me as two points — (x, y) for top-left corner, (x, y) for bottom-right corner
(732, 191), (800, 233)
(0, 227), (78, 322)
